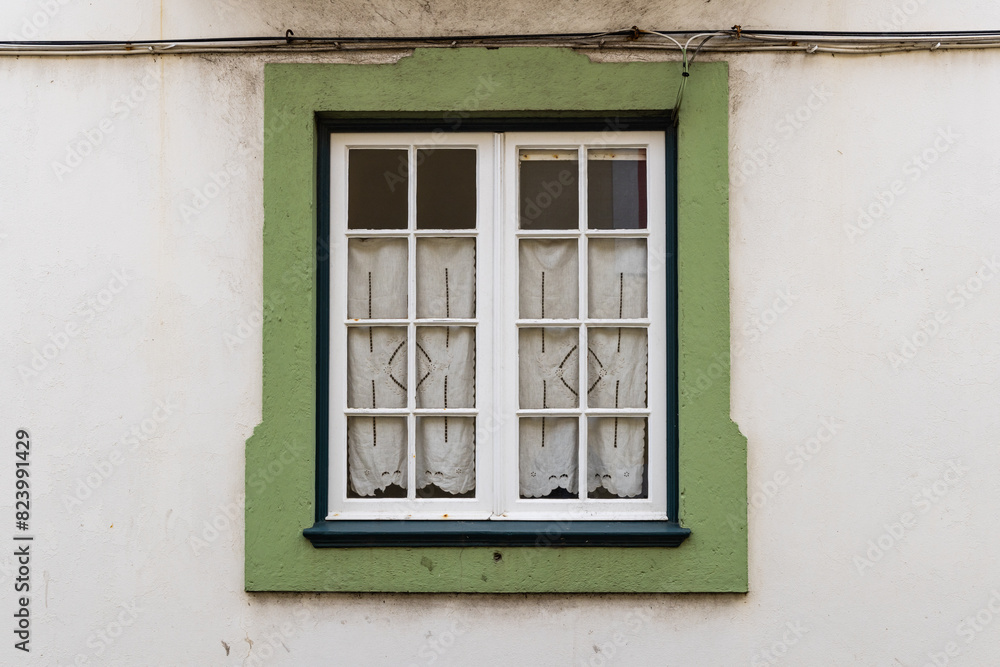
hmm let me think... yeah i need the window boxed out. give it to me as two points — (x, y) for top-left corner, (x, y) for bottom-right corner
(327, 131), (668, 524)
(247, 49), (745, 593)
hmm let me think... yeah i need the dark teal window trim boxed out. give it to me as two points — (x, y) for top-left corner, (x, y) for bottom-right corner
(305, 115), (686, 548)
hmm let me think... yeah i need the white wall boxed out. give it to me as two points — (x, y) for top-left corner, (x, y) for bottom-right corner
(3, 2), (1000, 665)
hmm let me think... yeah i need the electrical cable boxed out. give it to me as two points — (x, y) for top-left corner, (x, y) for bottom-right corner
(3, 26), (993, 124)
(643, 30), (729, 124)
(4, 27), (1000, 56)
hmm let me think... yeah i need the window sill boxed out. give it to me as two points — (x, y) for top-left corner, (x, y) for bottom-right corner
(303, 520), (691, 547)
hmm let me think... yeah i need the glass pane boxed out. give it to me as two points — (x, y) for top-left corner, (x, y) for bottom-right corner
(348, 149), (408, 229)
(587, 327), (647, 408)
(416, 238), (475, 318)
(588, 238), (647, 319)
(347, 417), (407, 498)
(587, 417), (647, 498)
(416, 417), (475, 498)
(518, 149), (579, 230)
(519, 239), (578, 319)
(587, 148), (647, 229)
(417, 149), (477, 229)
(519, 417), (578, 498)
(415, 327), (475, 409)
(519, 327), (579, 409)
(347, 327), (407, 409)
(348, 238), (408, 319)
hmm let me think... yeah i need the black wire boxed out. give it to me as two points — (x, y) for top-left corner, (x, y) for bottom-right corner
(687, 34), (721, 67)
(3, 28), (1000, 48)
(738, 29), (1000, 37)
(0, 29), (633, 47)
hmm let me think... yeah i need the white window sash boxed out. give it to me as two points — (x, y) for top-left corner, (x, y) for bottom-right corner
(328, 133), (496, 520)
(498, 131), (668, 520)
(328, 130), (668, 521)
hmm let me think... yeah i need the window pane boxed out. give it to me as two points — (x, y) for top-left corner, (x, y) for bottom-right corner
(416, 237), (475, 318)
(348, 238), (408, 319)
(417, 149), (477, 229)
(519, 239), (578, 319)
(587, 417), (647, 498)
(588, 238), (647, 319)
(519, 417), (578, 498)
(415, 327), (475, 409)
(416, 417), (475, 497)
(519, 327), (579, 409)
(587, 327), (647, 408)
(587, 148), (647, 229)
(348, 149), (408, 229)
(518, 149), (579, 230)
(347, 417), (407, 498)
(347, 327), (407, 409)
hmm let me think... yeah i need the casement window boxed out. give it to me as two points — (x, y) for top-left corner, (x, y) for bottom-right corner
(327, 130), (669, 525)
(248, 50), (745, 593)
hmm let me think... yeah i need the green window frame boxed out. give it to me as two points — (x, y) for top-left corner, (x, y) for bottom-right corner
(246, 48), (746, 592)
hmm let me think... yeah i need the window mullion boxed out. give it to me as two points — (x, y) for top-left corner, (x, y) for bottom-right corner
(577, 144), (589, 505)
(493, 131), (508, 519)
(406, 145), (417, 501)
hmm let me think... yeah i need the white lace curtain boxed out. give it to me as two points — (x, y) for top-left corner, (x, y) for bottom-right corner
(517, 239), (648, 499)
(345, 236), (647, 499)
(346, 238), (477, 497)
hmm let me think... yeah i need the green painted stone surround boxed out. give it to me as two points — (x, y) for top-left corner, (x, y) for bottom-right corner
(246, 48), (746, 592)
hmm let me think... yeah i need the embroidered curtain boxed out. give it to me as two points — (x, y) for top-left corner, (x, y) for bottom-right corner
(345, 236), (647, 499)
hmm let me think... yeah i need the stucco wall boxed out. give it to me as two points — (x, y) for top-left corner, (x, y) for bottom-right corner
(3, 1), (1000, 665)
